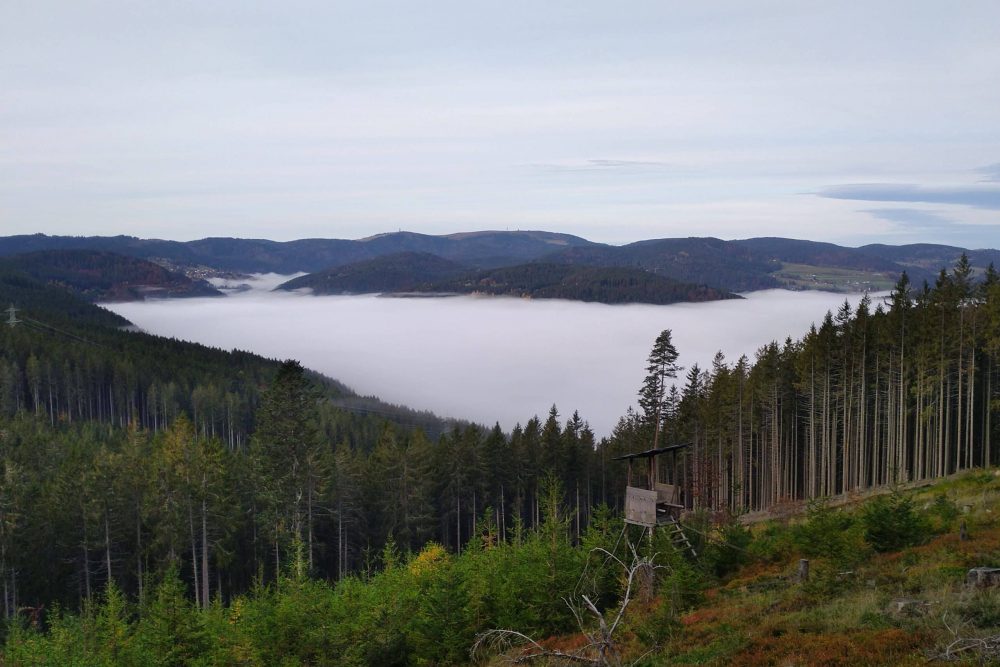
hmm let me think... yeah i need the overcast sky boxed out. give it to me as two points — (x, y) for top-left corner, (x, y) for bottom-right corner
(3, 1), (999, 246)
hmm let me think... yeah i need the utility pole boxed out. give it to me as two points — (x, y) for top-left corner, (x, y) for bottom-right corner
(5, 304), (20, 328)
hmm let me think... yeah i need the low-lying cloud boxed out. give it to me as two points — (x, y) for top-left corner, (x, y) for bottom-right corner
(106, 282), (879, 437)
(819, 183), (1000, 210)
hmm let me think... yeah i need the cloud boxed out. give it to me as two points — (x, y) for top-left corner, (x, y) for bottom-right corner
(818, 183), (1000, 210)
(862, 208), (956, 229)
(105, 284), (874, 437)
(977, 163), (1000, 182)
(530, 159), (674, 173)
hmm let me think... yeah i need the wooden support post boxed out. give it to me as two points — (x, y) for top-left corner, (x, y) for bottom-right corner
(798, 559), (810, 583)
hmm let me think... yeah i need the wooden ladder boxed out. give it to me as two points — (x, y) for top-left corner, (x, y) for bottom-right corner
(661, 515), (697, 558)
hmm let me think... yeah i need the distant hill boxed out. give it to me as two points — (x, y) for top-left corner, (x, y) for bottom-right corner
(543, 237), (783, 292)
(0, 231), (597, 274)
(434, 263), (739, 304)
(279, 252), (469, 294)
(281, 257), (739, 304)
(0, 264), (130, 328)
(1, 232), (996, 296)
(859, 243), (1000, 276)
(732, 237), (903, 273)
(2, 250), (222, 301)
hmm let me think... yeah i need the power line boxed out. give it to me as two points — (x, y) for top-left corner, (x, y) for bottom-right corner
(6, 304), (107, 349)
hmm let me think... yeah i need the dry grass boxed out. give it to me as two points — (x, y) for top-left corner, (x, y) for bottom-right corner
(645, 469), (1000, 666)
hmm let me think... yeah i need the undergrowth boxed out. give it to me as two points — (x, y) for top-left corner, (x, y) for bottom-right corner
(618, 469), (1000, 666)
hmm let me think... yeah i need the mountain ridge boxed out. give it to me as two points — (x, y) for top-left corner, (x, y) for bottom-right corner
(279, 252), (740, 304)
(2, 232), (996, 295)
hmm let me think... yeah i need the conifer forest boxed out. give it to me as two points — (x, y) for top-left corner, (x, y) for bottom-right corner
(0, 257), (998, 665)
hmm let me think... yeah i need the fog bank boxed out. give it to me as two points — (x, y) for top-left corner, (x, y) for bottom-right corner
(106, 282), (883, 437)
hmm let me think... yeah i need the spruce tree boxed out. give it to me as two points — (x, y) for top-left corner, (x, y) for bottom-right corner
(638, 329), (682, 448)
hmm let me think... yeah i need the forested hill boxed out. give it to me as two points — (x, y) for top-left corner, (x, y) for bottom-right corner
(0, 254), (996, 666)
(1, 249), (222, 301)
(429, 262), (739, 304)
(858, 242), (1000, 272)
(3, 231), (998, 295)
(0, 230), (595, 274)
(279, 253), (740, 304)
(0, 265), (129, 328)
(0, 270), (456, 448)
(545, 237), (784, 292)
(279, 251), (469, 293)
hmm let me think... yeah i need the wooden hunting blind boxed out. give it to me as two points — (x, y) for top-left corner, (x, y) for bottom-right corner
(615, 443), (696, 556)
(615, 443), (687, 527)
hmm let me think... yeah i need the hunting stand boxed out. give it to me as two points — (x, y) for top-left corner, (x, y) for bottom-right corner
(614, 443), (697, 557)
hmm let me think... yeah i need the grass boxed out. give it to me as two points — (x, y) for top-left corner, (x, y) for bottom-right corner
(774, 263), (899, 292)
(607, 468), (1000, 666)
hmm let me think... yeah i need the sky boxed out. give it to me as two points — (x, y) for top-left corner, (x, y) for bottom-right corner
(3, 1), (999, 247)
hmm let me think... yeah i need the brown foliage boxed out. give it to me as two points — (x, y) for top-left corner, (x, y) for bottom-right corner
(728, 628), (926, 667)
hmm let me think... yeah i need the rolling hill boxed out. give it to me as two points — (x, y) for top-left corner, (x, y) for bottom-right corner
(279, 254), (740, 304)
(1, 249), (223, 301)
(279, 252), (469, 294)
(2, 232), (996, 296)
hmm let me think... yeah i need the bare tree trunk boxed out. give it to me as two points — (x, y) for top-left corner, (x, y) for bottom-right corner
(189, 504), (199, 608)
(104, 513), (113, 586)
(201, 499), (209, 609)
(307, 481), (314, 572)
(136, 506), (143, 606)
(274, 522), (280, 582)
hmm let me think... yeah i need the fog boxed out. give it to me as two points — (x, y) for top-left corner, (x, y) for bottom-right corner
(105, 279), (884, 437)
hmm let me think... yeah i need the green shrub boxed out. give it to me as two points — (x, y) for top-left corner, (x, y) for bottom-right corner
(749, 524), (796, 563)
(801, 563), (857, 599)
(861, 490), (931, 553)
(631, 595), (682, 648)
(704, 516), (752, 577)
(793, 500), (866, 566)
(958, 590), (1000, 629)
(927, 493), (960, 531)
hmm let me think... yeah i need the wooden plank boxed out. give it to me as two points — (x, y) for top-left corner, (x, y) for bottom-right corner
(624, 486), (658, 527)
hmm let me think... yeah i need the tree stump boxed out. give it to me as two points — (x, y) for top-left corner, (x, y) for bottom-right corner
(966, 567), (1000, 588)
(636, 562), (655, 603)
(888, 598), (929, 617)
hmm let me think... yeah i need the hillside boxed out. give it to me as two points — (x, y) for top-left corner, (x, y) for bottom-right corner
(861, 242), (1000, 275)
(2, 249), (222, 301)
(0, 230), (597, 275)
(0, 253), (995, 666)
(640, 471), (1000, 666)
(2, 232), (997, 296)
(435, 262), (740, 304)
(0, 265), (131, 328)
(545, 237), (784, 292)
(278, 251), (469, 293)
(280, 256), (740, 304)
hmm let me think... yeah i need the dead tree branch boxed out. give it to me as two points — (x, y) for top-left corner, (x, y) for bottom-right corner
(472, 542), (663, 666)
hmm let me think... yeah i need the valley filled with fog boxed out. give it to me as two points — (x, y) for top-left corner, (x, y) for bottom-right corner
(106, 278), (884, 437)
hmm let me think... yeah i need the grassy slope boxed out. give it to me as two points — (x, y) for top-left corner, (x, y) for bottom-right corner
(552, 470), (1000, 666)
(772, 262), (900, 292)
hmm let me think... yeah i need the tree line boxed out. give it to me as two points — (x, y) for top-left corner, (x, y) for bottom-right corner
(611, 257), (1000, 515)
(0, 254), (996, 651)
